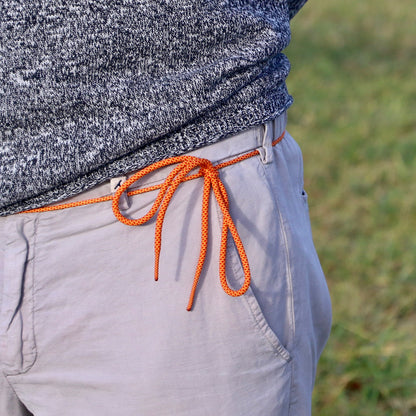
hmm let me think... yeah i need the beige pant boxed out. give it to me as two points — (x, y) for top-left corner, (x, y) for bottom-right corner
(0, 113), (331, 416)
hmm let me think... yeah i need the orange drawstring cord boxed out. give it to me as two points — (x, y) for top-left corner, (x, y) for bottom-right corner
(112, 155), (252, 311)
(21, 131), (286, 310)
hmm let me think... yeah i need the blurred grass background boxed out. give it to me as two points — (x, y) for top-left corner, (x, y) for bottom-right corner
(285, 0), (416, 414)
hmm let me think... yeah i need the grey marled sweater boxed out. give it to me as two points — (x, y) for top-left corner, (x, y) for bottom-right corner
(0, 0), (308, 216)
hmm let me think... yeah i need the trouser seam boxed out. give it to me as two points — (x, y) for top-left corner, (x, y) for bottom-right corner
(259, 149), (296, 351)
(287, 358), (296, 416)
(3, 369), (26, 409)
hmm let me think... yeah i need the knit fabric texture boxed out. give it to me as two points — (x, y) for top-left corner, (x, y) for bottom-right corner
(0, 0), (308, 216)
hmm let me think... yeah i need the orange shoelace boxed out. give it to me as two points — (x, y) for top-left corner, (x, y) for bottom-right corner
(22, 131), (286, 310)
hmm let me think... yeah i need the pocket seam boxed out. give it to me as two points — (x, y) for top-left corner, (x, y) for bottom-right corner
(214, 159), (292, 362)
(226, 235), (292, 362)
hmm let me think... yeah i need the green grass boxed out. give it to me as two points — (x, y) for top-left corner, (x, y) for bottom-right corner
(285, 0), (416, 414)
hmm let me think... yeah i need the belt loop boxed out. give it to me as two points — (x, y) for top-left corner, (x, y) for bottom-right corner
(274, 111), (287, 139)
(258, 120), (274, 165)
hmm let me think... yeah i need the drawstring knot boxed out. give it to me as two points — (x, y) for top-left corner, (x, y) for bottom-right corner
(111, 154), (251, 311)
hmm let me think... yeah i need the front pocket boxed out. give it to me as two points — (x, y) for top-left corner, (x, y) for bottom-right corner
(225, 236), (292, 362)
(213, 155), (295, 362)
